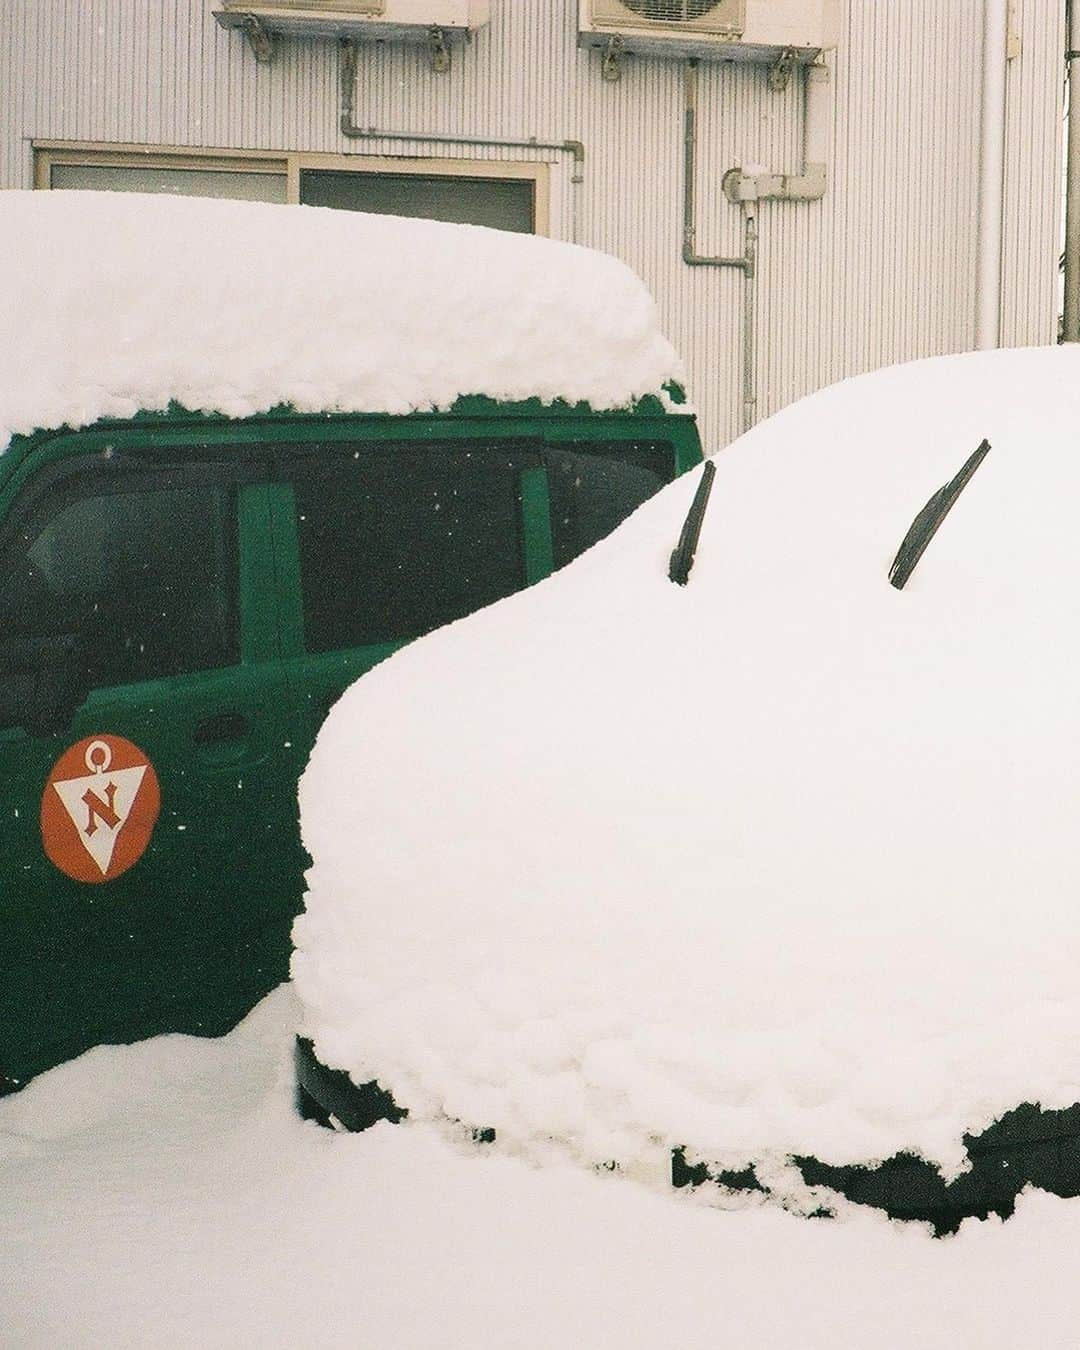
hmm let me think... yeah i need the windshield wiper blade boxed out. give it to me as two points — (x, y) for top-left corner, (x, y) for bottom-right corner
(888, 439), (990, 591)
(669, 459), (716, 586)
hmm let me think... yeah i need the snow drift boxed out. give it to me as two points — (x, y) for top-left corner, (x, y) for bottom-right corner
(0, 190), (684, 452)
(11, 988), (1080, 1346)
(293, 344), (1080, 1198)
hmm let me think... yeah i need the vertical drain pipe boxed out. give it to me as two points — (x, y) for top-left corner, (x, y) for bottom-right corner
(708, 56), (832, 433)
(683, 59), (757, 434)
(741, 206), (758, 432)
(1064, 0), (1080, 340)
(975, 0), (1009, 349)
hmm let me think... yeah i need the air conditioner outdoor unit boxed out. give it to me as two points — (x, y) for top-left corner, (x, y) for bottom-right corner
(214, 0), (490, 44)
(580, 0), (838, 62)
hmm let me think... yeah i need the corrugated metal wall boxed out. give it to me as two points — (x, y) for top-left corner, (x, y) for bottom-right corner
(1, 0), (1064, 448)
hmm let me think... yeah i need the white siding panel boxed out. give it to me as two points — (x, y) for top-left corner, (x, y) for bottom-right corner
(1002, 0), (1064, 345)
(1, 0), (1064, 448)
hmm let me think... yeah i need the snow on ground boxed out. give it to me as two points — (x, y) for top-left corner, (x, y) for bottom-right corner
(294, 344), (1080, 1192)
(0, 190), (684, 452)
(4, 986), (1080, 1350)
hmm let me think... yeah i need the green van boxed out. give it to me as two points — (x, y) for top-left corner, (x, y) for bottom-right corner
(0, 396), (701, 1092)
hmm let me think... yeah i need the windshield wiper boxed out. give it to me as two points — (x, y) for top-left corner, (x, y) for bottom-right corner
(889, 439), (990, 590)
(669, 459), (716, 586)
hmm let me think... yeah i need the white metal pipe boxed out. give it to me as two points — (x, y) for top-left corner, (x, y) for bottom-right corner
(803, 60), (830, 177)
(742, 205), (758, 432)
(723, 57), (831, 204)
(1064, 0), (1080, 340)
(975, 0), (1009, 350)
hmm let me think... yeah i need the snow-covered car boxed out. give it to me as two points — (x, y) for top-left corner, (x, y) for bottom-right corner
(293, 344), (1080, 1234)
(0, 190), (701, 1093)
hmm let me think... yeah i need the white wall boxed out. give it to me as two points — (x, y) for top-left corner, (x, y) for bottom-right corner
(1, 0), (1063, 449)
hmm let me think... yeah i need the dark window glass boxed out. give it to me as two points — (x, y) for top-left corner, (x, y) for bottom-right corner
(299, 170), (535, 234)
(0, 476), (238, 688)
(543, 441), (673, 570)
(292, 444), (528, 653)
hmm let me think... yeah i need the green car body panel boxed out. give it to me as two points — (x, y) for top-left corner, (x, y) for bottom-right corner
(0, 399), (702, 1092)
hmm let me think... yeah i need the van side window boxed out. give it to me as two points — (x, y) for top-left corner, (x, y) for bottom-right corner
(542, 441), (674, 570)
(0, 471), (238, 689)
(290, 443), (527, 653)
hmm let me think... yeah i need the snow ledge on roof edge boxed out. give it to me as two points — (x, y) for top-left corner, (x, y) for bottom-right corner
(0, 190), (688, 453)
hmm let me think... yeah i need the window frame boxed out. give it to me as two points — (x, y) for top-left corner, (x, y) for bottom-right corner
(1, 413), (694, 727)
(32, 141), (551, 235)
(264, 426), (682, 668)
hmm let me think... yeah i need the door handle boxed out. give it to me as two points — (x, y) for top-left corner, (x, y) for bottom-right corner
(193, 711), (250, 746)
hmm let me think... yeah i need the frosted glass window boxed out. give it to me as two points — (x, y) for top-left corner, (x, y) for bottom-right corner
(50, 163), (288, 203)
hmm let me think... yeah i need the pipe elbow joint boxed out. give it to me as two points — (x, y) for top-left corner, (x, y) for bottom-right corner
(723, 163), (826, 204)
(786, 162), (827, 201)
(721, 166), (754, 204)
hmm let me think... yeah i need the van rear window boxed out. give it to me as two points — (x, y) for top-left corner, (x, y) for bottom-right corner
(542, 441), (673, 570)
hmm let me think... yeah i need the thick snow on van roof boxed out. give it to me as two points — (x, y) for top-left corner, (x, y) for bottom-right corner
(0, 190), (685, 452)
(294, 344), (1080, 1209)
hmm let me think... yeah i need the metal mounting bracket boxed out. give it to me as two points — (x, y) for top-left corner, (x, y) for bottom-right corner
(601, 35), (624, 83)
(768, 46), (796, 93)
(428, 26), (451, 73)
(238, 13), (274, 64)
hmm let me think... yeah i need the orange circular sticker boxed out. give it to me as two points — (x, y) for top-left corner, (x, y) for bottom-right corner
(40, 735), (161, 884)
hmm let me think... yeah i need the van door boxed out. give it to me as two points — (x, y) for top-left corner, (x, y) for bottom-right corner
(0, 445), (303, 1090)
(269, 431), (682, 749)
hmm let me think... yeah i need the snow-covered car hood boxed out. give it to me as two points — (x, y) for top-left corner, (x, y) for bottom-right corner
(292, 344), (1080, 1202)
